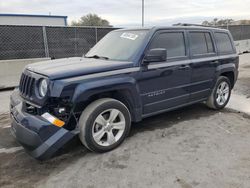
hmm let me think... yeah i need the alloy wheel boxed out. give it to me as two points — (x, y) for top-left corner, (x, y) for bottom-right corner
(92, 109), (126, 147)
(216, 81), (230, 106)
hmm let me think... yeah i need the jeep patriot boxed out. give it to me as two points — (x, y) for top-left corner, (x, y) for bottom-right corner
(10, 26), (239, 160)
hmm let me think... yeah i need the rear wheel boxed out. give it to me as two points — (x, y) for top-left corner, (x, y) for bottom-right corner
(206, 76), (231, 110)
(78, 98), (131, 152)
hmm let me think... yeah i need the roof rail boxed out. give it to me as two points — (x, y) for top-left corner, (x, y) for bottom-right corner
(173, 23), (213, 27)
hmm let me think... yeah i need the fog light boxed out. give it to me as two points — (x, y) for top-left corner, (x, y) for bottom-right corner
(41, 112), (65, 127)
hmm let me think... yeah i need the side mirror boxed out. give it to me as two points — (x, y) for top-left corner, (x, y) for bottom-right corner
(143, 48), (167, 63)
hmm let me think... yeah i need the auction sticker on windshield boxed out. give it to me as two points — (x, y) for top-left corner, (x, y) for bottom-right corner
(120, 32), (138, 40)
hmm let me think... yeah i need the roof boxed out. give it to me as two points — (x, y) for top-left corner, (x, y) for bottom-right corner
(117, 26), (227, 32)
(0, 13), (67, 19)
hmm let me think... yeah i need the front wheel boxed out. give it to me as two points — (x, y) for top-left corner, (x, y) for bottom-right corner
(206, 76), (231, 110)
(78, 98), (131, 152)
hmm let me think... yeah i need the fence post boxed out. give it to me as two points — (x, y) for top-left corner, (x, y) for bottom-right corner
(75, 27), (77, 57)
(95, 27), (98, 44)
(42, 26), (50, 58)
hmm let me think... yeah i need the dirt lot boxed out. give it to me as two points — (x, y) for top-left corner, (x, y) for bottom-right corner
(0, 54), (250, 188)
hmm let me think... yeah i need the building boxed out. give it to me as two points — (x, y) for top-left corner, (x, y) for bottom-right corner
(0, 13), (67, 26)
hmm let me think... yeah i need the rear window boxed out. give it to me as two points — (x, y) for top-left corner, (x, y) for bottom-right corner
(189, 32), (215, 55)
(149, 32), (186, 59)
(215, 32), (234, 54)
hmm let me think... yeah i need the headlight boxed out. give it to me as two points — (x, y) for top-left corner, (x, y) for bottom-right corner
(39, 79), (48, 97)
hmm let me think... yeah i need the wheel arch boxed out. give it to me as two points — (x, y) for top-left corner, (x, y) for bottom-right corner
(216, 63), (237, 88)
(220, 71), (235, 88)
(72, 77), (143, 122)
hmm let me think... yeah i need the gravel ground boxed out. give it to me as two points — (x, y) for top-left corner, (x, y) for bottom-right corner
(0, 54), (250, 188)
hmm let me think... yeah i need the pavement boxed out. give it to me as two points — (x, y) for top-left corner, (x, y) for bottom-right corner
(0, 53), (250, 188)
(0, 90), (12, 114)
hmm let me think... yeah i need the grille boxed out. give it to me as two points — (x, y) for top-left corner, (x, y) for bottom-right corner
(19, 73), (35, 97)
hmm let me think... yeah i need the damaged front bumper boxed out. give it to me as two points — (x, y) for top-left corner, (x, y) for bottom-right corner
(10, 89), (78, 160)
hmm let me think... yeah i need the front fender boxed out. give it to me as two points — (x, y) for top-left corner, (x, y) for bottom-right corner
(71, 75), (142, 120)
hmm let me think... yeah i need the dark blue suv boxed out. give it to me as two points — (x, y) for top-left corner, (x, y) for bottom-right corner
(10, 26), (239, 160)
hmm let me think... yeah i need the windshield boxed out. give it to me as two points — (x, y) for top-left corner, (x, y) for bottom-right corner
(85, 30), (149, 61)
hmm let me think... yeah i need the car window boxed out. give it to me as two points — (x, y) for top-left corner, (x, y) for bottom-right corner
(149, 32), (186, 59)
(189, 32), (215, 55)
(85, 30), (149, 61)
(205, 33), (214, 53)
(215, 32), (234, 54)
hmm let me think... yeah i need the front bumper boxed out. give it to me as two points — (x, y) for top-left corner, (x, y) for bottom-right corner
(10, 89), (78, 160)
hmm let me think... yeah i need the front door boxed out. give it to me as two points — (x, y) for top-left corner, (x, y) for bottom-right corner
(138, 30), (192, 116)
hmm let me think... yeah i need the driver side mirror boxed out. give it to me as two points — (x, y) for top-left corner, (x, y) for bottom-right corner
(143, 48), (167, 63)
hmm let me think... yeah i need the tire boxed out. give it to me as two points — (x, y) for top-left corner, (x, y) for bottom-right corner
(206, 76), (232, 110)
(78, 98), (131, 152)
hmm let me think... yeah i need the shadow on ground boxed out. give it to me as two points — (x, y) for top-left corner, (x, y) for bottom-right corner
(130, 103), (219, 136)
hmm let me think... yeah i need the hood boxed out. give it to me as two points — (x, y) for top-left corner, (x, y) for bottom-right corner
(26, 57), (134, 80)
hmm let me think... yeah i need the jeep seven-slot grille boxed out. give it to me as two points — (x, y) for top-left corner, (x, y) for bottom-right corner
(19, 73), (35, 97)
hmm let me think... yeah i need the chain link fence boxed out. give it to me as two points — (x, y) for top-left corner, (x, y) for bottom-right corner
(0, 25), (118, 60)
(0, 25), (46, 60)
(0, 25), (250, 60)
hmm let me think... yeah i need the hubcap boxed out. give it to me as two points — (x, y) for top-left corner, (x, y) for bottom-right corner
(216, 81), (230, 106)
(92, 109), (126, 147)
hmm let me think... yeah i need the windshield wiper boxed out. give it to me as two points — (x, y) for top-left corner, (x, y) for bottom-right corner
(85, 55), (109, 60)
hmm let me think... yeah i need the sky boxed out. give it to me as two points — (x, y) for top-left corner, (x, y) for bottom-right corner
(1, 0), (250, 27)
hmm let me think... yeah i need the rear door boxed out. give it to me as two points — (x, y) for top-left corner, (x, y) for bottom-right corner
(188, 30), (218, 101)
(138, 30), (192, 116)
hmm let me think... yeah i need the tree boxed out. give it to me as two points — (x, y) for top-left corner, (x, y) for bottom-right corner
(217, 19), (234, 26)
(202, 18), (234, 26)
(71, 13), (112, 27)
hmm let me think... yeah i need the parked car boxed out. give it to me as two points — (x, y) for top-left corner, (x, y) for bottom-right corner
(10, 26), (239, 160)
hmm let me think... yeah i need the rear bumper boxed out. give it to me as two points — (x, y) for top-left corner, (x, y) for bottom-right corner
(10, 89), (77, 160)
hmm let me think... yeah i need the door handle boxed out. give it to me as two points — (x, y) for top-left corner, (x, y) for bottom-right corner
(211, 60), (219, 64)
(178, 65), (190, 70)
